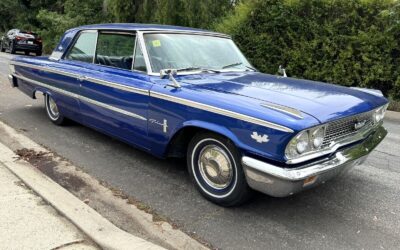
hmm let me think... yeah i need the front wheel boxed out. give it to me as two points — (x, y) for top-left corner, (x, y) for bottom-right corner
(36, 51), (42, 56)
(187, 132), (252, 206)
(44, 94), (65, 125)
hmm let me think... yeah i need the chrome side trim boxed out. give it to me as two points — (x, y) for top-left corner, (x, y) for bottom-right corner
(13, 74), (147, 121)
(261, 103), (303, 119)
(11, 61), (148, 96)
(150, 91), (294, 133)
(12, 61), (293, 133)
(12, 61), (78, 78)
(85, 77), (148, 95)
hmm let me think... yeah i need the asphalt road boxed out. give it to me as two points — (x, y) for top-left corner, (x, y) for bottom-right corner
(1, 52), (399, 250)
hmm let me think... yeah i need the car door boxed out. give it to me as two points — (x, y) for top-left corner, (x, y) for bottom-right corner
(39, 30), (99, 123)
(66, 30), (152, 150)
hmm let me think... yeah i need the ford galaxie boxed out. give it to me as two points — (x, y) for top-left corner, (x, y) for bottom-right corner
(8, 24), (388, 206)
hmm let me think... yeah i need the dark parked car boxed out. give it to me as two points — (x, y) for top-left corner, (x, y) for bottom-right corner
(0, 29), (42, 56)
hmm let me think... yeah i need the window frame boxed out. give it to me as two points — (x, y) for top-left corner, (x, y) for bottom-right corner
(63, 30), (98, 64)
(93, 31), (137, 72)
(138, 30), (234, 76)
(131, 34), (148, 74)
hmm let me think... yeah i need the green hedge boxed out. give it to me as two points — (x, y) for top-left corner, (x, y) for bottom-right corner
(215, 0), (400, 100)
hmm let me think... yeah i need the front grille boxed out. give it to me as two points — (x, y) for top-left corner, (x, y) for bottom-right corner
(322, 111), (374, 147)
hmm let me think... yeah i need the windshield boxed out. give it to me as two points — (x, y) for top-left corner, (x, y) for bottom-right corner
(143, 33), (253, 73)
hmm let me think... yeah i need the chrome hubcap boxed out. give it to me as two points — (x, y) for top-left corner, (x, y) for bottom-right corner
(198, 145), (233, 189)
(48, 96), (59, 118)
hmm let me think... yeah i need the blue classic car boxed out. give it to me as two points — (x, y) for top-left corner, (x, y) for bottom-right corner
(8, 24), (388, 206)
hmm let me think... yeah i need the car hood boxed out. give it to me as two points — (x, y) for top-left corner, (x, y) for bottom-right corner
(178, 72), (388, 124)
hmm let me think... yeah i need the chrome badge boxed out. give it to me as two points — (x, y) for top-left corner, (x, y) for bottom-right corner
(251, 132), (269, 143)
(354, 120), (367, 130)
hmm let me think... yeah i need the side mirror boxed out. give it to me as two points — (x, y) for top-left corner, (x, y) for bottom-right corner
(160, 69), (177, 79)
(160, 69), (181, 88)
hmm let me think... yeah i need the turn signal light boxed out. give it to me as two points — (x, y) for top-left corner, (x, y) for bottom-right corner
(303, 176), (318, 186)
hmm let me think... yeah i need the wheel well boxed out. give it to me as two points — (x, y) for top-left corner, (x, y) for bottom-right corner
(166, 126), (231, 158)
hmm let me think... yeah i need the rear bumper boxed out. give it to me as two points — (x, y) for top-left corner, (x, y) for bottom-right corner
(15, 44), (42, 51)
(242, 125), (387, 197)
(8, 74), (17, 87)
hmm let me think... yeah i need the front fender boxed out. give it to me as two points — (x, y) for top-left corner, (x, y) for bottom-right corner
(180, 120), (241, 146)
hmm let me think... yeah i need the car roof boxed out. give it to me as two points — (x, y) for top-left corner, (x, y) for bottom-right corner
(75, 23), (228, 36)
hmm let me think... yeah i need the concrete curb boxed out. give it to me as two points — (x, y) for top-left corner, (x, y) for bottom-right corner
(0, 142), (164, 250)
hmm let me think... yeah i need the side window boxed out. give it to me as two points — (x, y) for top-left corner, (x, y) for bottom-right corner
(65, 31), (97, 63)
(95, 33), (135, 70)
(133, 41), (147, 72)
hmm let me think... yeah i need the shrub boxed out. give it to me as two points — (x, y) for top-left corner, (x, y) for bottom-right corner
(215, 0), (400, 99)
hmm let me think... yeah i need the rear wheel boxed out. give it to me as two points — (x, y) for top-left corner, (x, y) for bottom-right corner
(25, 51), (30, 56)
(187, 132), (252, 206)
(36, 51), (42, 56)
(0, 43), (5, 52)
(9, 42), (16, 54)
(44, 94), (65, 125)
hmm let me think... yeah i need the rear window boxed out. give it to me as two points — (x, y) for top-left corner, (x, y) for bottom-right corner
(18, 31), (38, 37)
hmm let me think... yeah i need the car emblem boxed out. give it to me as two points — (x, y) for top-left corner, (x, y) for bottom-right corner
(354, 120), (367, 130)
(251, 132), (269, 143)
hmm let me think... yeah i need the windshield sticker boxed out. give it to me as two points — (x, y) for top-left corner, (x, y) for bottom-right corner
(152, 40), (161, 47)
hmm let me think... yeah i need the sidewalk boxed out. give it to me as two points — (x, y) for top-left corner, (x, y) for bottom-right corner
(0, 140), (165, 250)
(0, 162), (97, 250)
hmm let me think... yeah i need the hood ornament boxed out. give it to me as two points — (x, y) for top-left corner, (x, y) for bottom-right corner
(278, 65), (287, 78)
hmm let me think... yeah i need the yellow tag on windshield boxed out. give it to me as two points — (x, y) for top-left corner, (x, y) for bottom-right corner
(152, 40), (161, 47)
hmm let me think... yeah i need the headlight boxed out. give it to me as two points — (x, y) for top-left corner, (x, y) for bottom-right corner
(285, 125), (326, 160)
(311, 126), (325, 149)
(373, 104), (388, 123)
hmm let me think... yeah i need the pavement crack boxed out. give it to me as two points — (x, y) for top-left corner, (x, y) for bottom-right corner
(49, 239), (85, 250)
(374, 150), (399, 158)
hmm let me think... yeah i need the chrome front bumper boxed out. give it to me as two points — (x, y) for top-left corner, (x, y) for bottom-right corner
(242, 125), (387, 197)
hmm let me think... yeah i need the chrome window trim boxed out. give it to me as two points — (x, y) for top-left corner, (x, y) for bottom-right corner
(64, 30), (98, 62)
(92, 31), (99, 64)
(131, 33), (148, 73)
(131, 34), (138, 71)
(137, 31), (153, 75)
(11, 62), (293, 133)
(12, 73), (147, 121)
(150, 91), (294, 133)
(95, 31), (136, 70)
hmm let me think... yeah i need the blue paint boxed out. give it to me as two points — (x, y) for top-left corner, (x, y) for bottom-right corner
(11, 24), (389, 165)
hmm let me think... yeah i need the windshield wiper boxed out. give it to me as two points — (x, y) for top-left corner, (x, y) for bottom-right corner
(222, 62), (257, 71)
(222, 62), (243, 69)
(176, 67), (221, 73)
